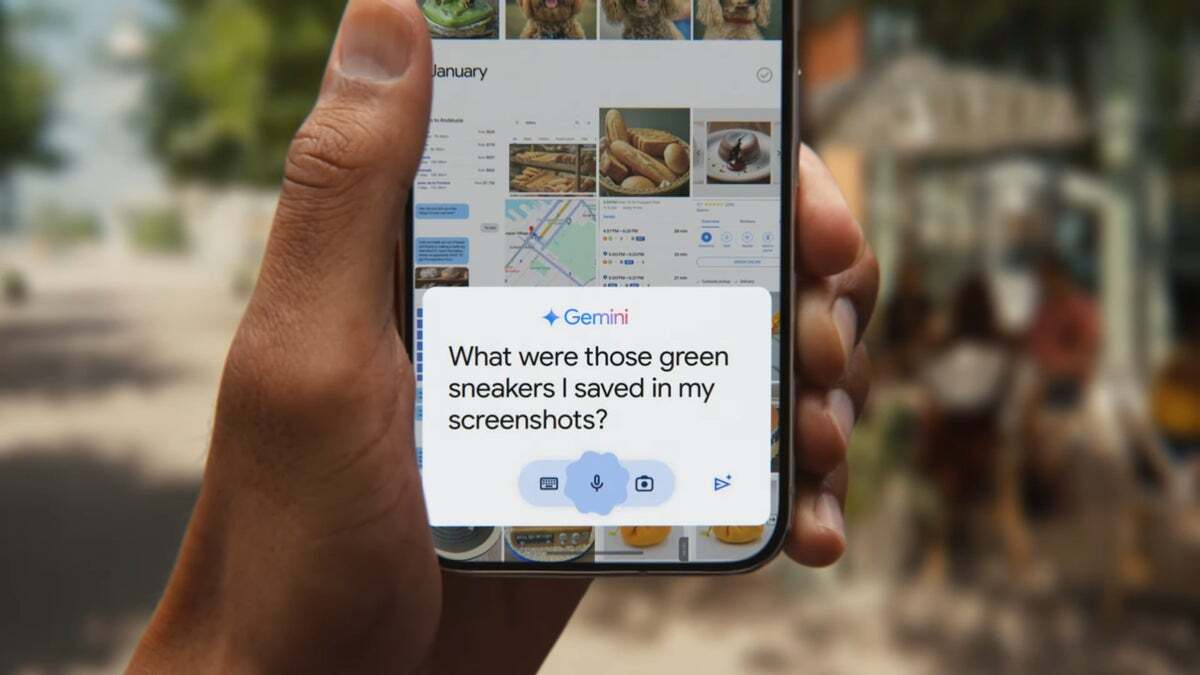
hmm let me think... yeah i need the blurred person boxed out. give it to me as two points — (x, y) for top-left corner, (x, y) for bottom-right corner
(881, 250), (935, 380)
(916, 275), (1027, 581)
(1019, 251), (1102, 519)
(1018, 252), (1151, 620)
(1027, 252), (1101, 396)
(125, 1), (881, 672)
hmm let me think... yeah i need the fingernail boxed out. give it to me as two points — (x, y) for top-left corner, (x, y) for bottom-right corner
(338, 0), (414, 81)
(828, 388), (855, 445)
(832, 297), (858, 359)
(814, 491), (845, 539)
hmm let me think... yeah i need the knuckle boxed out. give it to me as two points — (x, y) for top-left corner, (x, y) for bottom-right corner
(222, 325), (356, 422)
(854, 249), (882, 321)
(270, 109), (386, 267)
(282, 111), (377, 201)
(857, 246), (881, 286)
(220, 312), (407, 428)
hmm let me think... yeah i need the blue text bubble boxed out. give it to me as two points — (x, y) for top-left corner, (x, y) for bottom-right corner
(416, 203), (469, 220)
(415, 237), (470, 265)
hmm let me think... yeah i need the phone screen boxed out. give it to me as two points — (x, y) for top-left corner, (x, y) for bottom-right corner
(409, 0), (790, 570)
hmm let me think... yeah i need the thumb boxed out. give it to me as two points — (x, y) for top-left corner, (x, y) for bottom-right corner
(254, 0), (431, 346)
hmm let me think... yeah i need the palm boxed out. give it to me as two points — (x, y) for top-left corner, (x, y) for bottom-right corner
(390, 275), (589, 671)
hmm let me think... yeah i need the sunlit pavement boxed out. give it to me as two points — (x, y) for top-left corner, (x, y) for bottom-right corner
(0, 248), (238, 674)
(0, 248), (244, 479)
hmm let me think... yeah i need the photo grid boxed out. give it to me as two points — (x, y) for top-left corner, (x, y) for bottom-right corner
(419, 4), (784, 564)
(419, 0), (783, 41)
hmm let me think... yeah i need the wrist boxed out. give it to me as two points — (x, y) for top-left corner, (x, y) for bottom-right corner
(129, 490), (249, 673)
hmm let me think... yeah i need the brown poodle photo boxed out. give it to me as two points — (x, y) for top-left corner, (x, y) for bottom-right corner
(512, 0), (589, 39)
(696, 0), (770, 40)
(600, 0), (688, 40)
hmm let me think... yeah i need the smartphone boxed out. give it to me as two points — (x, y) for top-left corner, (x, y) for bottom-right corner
(404, 0), (797, 574)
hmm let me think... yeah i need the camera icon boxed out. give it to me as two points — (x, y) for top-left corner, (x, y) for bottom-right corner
(634, 475), (655, 493)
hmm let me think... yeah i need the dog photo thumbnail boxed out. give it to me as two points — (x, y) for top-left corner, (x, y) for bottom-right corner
(694, 0), (779, 40)
(599, 0), (691, 40)
(507, 0), (597, 39)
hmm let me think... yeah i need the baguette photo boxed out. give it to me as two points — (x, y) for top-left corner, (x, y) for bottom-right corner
(598, 108), (691, 197)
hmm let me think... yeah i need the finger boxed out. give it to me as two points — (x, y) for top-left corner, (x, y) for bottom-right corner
(795, 344), (871, 476)
(255, 0), (432, 342)
(796, 246), (880, 387)
(796, 145), (863, 278)
(784, 462), (848, 568)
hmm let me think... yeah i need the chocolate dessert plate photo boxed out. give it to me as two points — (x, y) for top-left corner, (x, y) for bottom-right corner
(705, 126), (772, 184)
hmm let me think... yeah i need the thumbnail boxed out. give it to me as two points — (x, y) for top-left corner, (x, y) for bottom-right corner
(506, 526), (596, 562)
(694, 0), (780, 40)
(505, 199), (598, 286)
(599, 526), (685, 561)
(509, 144), (597, 194)
(704, 122), (772, 185)
(432, 527), (503, 561)
(771, 290), (782, 379)
(599, 0), (690, 39)
(771, 383), (780, 471)
(507, 0), (597, 39)
(598, 108), (690, 197)
(415, 266), (470, 289)
(422, 0), (499, 39)
(694, 525), (767, 560)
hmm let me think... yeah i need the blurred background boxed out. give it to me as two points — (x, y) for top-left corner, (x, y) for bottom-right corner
(1, 0), (1197, 672)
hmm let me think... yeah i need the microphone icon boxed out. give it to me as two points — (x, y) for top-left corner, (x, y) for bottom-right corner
(590, 474), (604, 492)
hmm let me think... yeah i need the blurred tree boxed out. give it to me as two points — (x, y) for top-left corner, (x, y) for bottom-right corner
(143, 0), (346, 185)
(0, 0), (59, 233)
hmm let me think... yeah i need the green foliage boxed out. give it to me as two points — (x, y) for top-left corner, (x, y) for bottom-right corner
(0, 5), (58, 171)
(126, 207), (189, 254)
(2, 267), (30, 305)
(30, 203), (102, 248)
(144, 0), (346, 185)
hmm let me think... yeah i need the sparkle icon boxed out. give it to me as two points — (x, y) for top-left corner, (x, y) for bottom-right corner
(542, 309), (559, 326)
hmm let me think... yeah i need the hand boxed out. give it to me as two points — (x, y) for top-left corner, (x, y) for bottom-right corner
(128, 0), (878, 672)
(786, 145), (878, 567)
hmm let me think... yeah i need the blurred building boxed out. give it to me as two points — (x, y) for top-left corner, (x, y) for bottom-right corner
(803, 0), (1200, 611)
(802, 2), (1183, 381)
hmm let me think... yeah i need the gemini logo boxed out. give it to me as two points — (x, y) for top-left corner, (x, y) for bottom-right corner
(541, 308), (631, 327)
